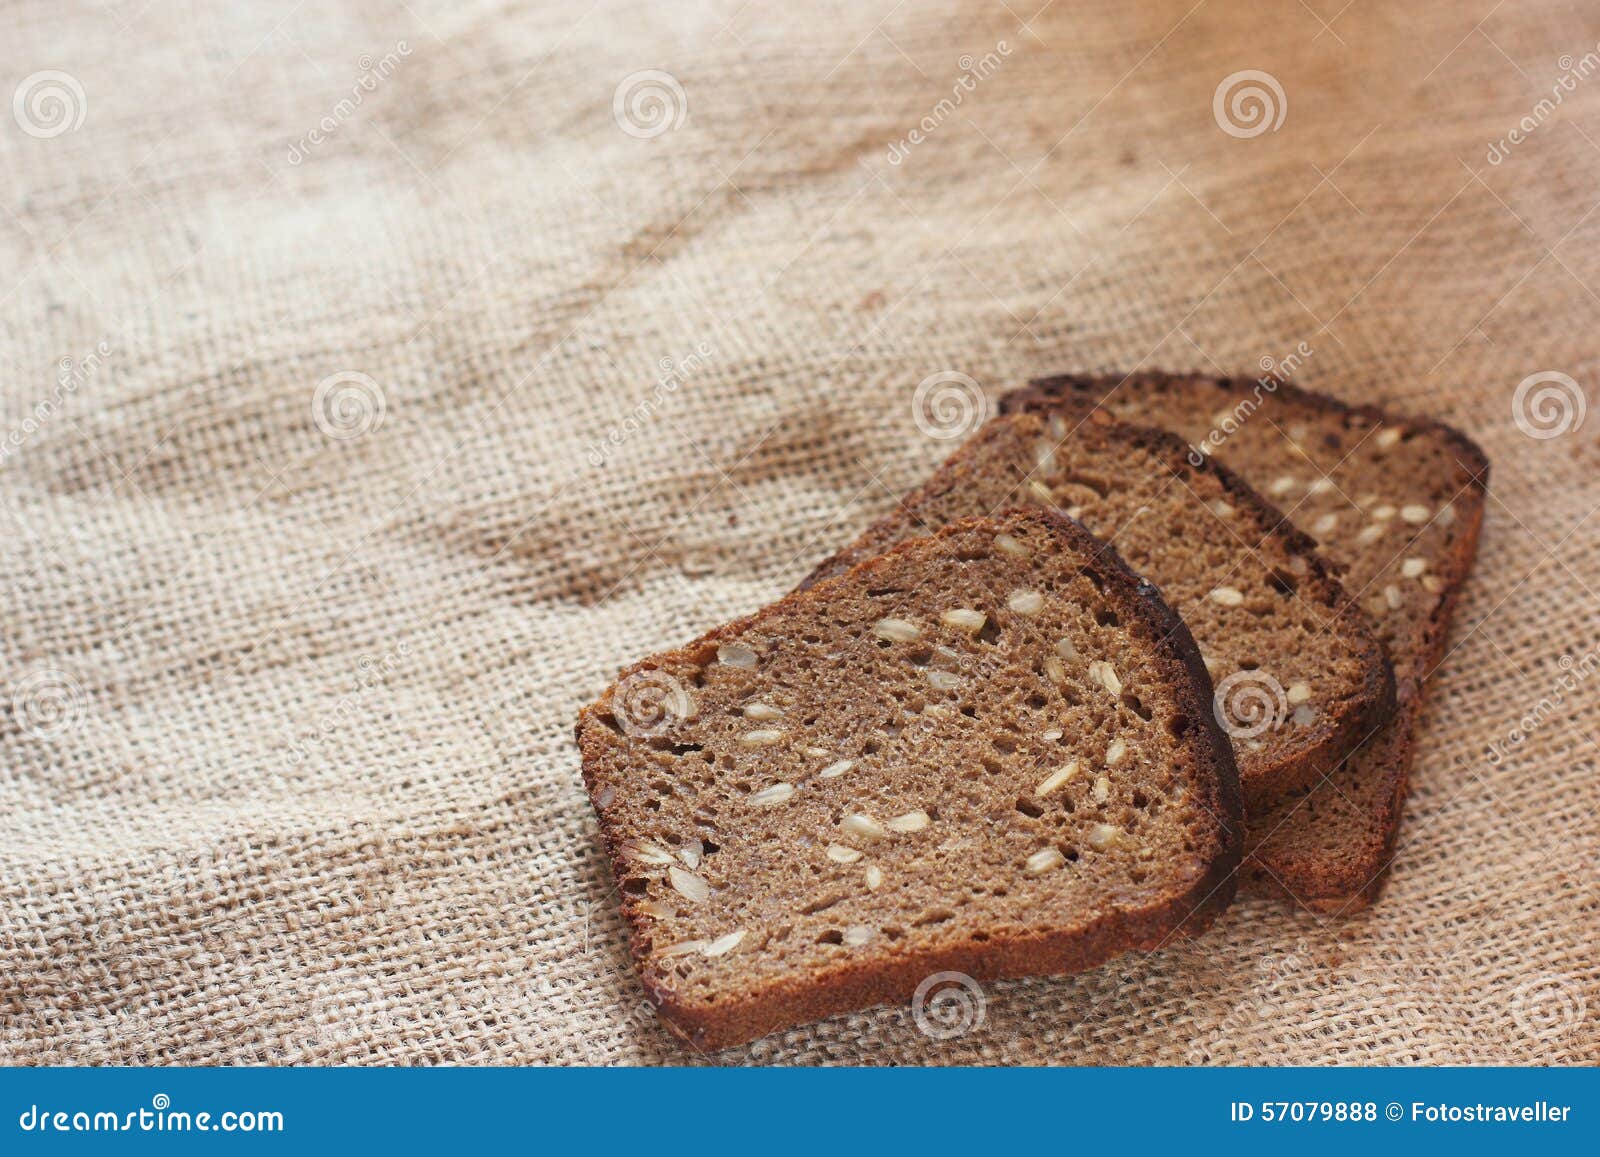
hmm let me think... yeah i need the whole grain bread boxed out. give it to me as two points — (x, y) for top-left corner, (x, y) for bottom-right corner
(1004, 373), (1489, 911)
(804, 413), (1394, 814)
(576, 507), (1243, 1050)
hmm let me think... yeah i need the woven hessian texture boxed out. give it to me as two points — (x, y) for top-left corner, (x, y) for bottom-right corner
(2, 0), (1597, 1065)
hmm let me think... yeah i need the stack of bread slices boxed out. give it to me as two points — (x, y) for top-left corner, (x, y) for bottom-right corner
(575, 374), (1488, 1050)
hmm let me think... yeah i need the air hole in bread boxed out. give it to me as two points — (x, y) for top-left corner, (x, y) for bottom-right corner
(652, 740), (703, 756)
(1267, 569), (1298, 596)
(800, 893), (845, 916)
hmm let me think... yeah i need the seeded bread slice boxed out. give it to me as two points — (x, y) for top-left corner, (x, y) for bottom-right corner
(804, 414), (1394, 814)
(577, 508), (1243, 1050)
(1003, 373), (1489, 910)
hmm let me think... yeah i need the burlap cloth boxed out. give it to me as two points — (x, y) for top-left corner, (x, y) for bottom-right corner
(2, 0), (1596, 1066)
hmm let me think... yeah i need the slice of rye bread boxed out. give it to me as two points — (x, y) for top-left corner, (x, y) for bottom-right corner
(576, 508), (1243, 1051)
(802, 414), (1395, 815)
(1003, 373), (1489, 911)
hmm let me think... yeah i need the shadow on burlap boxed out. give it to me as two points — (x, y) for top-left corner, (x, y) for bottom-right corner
(0, 0), (1595, 1064)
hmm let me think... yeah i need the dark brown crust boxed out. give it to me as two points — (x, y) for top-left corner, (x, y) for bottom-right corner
(1247, 476), (1487, 912)
(1004, 372), (1490, 911)
(576, 508), (1243, 1051)
(800, 413), (1396, 815)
